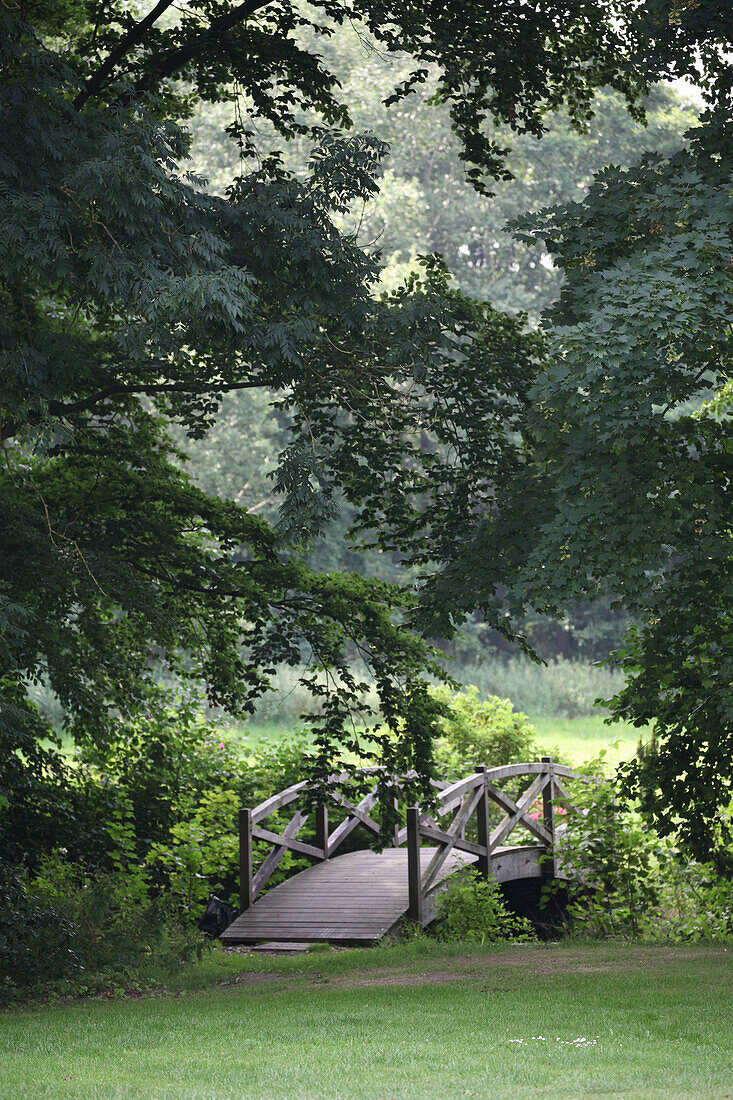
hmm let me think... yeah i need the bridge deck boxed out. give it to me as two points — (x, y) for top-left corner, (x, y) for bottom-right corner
(221, 844), (545, 945)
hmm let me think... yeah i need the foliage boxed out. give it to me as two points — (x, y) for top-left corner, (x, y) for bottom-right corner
(4, 0), (733, 867)
(145, 789), (240, 919)
(0, 13), (553, 821)
(550, 765), (660, 938)
(434, 867), (535, 944)
(422, 105), (733, 863)
(548, 759), (733, 939)
(430, 685), (536, 774)
(0, 861), (80, 1000)
(648, 849), (733, 942)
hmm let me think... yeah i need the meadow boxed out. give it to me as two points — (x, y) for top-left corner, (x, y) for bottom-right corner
(2, 941), (731, 1099)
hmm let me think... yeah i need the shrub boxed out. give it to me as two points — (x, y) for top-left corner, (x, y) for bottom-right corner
(430, 684), (536, 776)
(549, 760), (659, 938)
(80, 695), (251, 855)
(433, 867), (535, 943)
(0, 862), (80, 1000)
(641, 849), (733, 943)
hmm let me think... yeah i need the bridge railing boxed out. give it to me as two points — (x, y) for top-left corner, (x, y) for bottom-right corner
(405, 757), (578, 924)
(239, 766), (444, 911)
(238, 758), (577, 916)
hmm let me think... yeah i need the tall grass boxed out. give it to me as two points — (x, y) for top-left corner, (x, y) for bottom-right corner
(450, 656), (624, 718)
(240, 657), (624, 726)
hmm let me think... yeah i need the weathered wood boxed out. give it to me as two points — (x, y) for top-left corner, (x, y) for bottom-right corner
(315, 803), (329, 859)
(239, 808), (253, 913)
(475, 765), (490, 879)
(230, 760), (580, 944)
(252, 808), (308, 899)
(542, 756), (556, 877)
(330, 793), (381, 837)
(419, 822), (486, 858)
(326, 789), (379, 853)
(484, 780), (553, 847)
(421, 784), (483, 893)
(475, 761), (577, 782)
(487, 772), (549, 852)
(222, 847), (473, 944)
(406, 807), (423, 924)
(251, 826), (323, 860)
(251, 781), (309, 825)
(435, 772), (483, 814)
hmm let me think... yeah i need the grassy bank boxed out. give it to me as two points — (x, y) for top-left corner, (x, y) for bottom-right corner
(2, 942), (731, 1099)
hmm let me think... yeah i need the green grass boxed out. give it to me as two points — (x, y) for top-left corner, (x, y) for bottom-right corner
(2, 942), (731, 1099)
(230, 712), (643, 769)
(530, 714), (642, 768)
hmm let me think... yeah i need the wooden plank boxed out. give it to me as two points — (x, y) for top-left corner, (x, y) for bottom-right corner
(239, 808), (253, 913)
(421, 785), (483, 893)
(435, 772), (482, 814)
(475, 765), (490, 878)
(251, 780), (309, 825)
(315, 803), (329, 858)
(480, 761), (577, 781)
(406, 807), (422, 924)
(418, 823), (486, 858)
(487, 773), (549, 852)
(485, 779), (553, 846)
(251, 827), (323, 860)
(326, 790), (379, 854)
(252, 808), (308, 899)
(330, 793), (381, 837)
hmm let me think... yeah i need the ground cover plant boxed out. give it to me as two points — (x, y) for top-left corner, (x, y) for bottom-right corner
(1, 942), (731, 1099)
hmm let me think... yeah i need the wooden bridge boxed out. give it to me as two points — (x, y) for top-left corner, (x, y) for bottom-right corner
(221, 758), (578, 945)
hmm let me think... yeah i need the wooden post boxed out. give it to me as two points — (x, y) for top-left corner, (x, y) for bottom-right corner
(541, 756), (556, 877)
(392, 794), (400, 848)
(406, 806), (423, 925)
(315, 802), (329, 859)
(475, 765), (490, 879)
(239, 808), (253, 913)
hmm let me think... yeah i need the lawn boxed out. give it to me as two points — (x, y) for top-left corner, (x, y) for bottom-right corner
(232, 713), (641, 769)
(3, 942), (731, 1099)
(529, 715), (641, 768)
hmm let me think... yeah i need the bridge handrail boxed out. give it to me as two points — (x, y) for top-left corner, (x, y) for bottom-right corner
(250, 766), (387, 826)
(405, 757), (579, 924)
(238, 758), (579, 916)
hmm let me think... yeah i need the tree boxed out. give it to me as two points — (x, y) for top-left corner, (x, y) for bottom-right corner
(3, 0), (731, 859)
(191, 67), (695, 318)
(420, 104), (733, 864)
(0, 3), (550, 851)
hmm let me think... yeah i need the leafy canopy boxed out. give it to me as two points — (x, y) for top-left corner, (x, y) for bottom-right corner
(3, 0), (733, 858)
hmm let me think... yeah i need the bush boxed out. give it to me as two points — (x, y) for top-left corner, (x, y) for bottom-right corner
(0, 862), (80, 1000)
(434, 867), (535, 943)
(548, 759), (733, 941)
(430, 684), (536, 776)
(642, 850), (733, 943)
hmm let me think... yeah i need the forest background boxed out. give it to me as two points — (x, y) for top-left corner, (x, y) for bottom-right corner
(175, 27), (698, 714)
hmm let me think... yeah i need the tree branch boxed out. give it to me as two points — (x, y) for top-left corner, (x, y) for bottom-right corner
(131, 0), (274, 96)
(49, 378), (269, 418)
(73, 0), (178, 109)
(0, 379), (269, 441)
(75, 0), (276, 110)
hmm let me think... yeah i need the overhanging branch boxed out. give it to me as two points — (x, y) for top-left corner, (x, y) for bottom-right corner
(49, 378), (268, 418)
(74, 0), (276, 110)
(73, 1), (178, 109)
